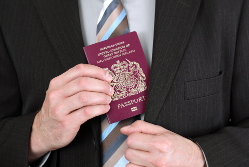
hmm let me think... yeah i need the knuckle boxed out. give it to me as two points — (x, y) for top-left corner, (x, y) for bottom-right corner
(50, 106), (65, 122)
(126, 134), (134, 147)
(49, 78), (57, 87)
(125, 163), (132, 167)
(76, 64), (86, 73)
(133, 120), (143, 127)
(160, 143), (169, 152)
(47, 90), (58, 101)
(51, 105), (63, 119)
(79, 92), (88, 103)
(125, 148), (132, 161)
(60, 119), (70, 129)
(155, 139), (170, 153)
(78, 77), (88, 88)
(83, 107), (92, 117)
(154, 159), (167, 167)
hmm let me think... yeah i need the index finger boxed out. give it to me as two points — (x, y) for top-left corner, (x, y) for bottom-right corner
(54, 64), (112, 86)
(126, 133), (154, 152)
(121, 120), (167, 135)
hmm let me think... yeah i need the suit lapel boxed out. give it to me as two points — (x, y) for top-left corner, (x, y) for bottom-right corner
(34, 0), (88, 71)
(144, 0), (201, 123)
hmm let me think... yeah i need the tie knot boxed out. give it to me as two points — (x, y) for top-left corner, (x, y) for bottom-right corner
(97, 0), (129, 42)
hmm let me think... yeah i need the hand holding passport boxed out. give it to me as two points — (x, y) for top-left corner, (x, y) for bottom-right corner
(84, 32), (150, 124)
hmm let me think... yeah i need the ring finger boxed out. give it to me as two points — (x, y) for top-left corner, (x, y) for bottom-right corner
(57, 91), (112, 115)
(125, 148), (150, 167)
(62, 77), (113, 97)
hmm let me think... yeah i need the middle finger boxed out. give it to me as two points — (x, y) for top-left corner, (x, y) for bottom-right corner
(62, 77), (113, 97)
(59, 91), (112, 115)
(127, 133), (154, 152)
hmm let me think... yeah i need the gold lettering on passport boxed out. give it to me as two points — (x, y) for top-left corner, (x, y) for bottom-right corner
(97, 43), (133, 63)
(104, 59), (147, 101)
(99, 41), (125, 52)
(131, 107), (137, 112)
(118, 96), (146, 109)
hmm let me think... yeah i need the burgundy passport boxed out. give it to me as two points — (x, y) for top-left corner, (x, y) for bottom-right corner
(83, 32), (150, 124)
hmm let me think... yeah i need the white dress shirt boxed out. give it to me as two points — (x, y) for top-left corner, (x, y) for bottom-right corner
(78, 0), (156, 68)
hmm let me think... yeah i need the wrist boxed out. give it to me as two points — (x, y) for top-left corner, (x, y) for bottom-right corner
(28, 111), (49, 164)
(195, 142), (208, 167)
(190, 139), (206, 167)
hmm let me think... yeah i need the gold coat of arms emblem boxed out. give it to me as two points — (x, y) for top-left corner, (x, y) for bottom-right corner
(104, 59), (147, 101)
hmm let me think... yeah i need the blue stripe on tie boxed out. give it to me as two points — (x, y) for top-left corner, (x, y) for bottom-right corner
(114, 155), (129, 167)
(103, 132), (128, 164)
(97, 0), (120, 34)
(102, 117), (137, 165)
(100, 8), (126, 42)
(100, 121), (119, 143)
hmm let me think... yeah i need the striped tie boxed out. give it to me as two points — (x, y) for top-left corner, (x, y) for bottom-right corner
(100, 116), (137, 167)
(96, 0), (129, 42)
(97, 1), (137, 166)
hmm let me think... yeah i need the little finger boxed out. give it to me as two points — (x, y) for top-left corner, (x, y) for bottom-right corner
(127, 133), (154, 152)
(125, 148), (150, 167)
(69, 105), (110, 125)
(126, 162), (144, 167)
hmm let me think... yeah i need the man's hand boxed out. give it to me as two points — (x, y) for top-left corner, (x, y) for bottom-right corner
(28, 64), (114, 164)
(121, 121), (206, 167)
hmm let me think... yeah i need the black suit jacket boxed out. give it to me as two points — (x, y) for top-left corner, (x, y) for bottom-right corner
(1, 0), (249, 166)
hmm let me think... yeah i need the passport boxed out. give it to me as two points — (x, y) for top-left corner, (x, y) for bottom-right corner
(83, 32), (150, 124)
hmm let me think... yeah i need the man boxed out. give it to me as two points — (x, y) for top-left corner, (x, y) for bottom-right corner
(0, 0), (249, 166)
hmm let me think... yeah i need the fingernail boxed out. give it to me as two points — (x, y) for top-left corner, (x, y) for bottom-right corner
(121, 125), (130, 130)
(108, 96), (112, 103)
(106, 105), (110, 110)
(106, 72), (112, 81)
(110, 86), (114, 95)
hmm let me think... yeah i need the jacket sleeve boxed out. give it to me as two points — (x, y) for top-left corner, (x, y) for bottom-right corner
(193, 1), (249, 166)
(0, 25), (37, 167)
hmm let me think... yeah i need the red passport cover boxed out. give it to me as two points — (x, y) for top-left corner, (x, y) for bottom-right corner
(83, 32), (150, 124)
